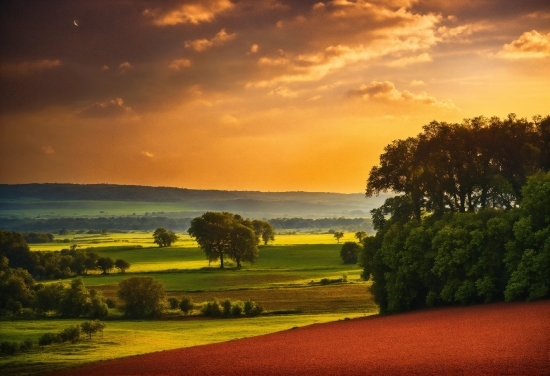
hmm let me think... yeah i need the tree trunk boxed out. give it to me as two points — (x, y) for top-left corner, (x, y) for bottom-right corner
(219, 252), (224, 269)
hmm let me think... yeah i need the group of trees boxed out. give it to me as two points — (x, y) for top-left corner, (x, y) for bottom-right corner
(269, 217), (372, 232)
(187, 212), (274, 269)
(153, 227), (178, 247)
(0, 263), (110, 318)
(362, 114), (550, 314)
(367, 114), (549, 220)
(0, 230), (130, 280)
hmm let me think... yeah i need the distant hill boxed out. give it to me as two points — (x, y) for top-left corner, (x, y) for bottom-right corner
(0, 184), (391, 219)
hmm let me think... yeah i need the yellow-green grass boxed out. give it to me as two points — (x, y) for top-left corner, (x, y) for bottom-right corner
(0, 310), (378, 376)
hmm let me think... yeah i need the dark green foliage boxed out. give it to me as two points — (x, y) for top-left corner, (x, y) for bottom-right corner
(33, 282), (65, 315)
(0, 262), (35, 315)
(57, 278), (108, 318)
(153, 227), (178, 247)
(252, 220), (275, 245)
(96, 256), (114, 274)
(333, 231), (344, 243)
(38, 332), (59, 346)
(340, 242), (360, 264)
(362, 172), (550, 314)
(105, 298), (116, 308)
(188, 212), (259, 269)
(114, 259), (130, 273)
(201, 299), (222, 317)
(80, 320), (106, 339)
(58, 325), (81, 343)
(118, 276), (166, 318)
(23, 232), (54, 243)
(168, 297), (179, 309)
(1, 341), (20, 355)
(179, 296), (194, 315)
(243, 300), (263, 317)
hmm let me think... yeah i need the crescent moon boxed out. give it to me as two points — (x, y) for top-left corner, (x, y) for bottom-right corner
(74, 20), (78, 26)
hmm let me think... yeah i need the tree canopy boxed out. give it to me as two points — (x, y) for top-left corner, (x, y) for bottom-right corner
(366, 114), (550, 219)
(361, 114), (550, 314)
(117, 276), (166, 318)
(252, 220), (276, 245)
(152, 227), (178, 247)
(188, 212), (259, 269)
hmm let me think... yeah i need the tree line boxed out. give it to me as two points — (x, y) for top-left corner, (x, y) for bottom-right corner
(361, 114), (550, 314)
(0, 231), (130, 280)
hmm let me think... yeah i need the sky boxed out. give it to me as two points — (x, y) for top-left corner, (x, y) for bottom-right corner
(1, 0), (549, 193)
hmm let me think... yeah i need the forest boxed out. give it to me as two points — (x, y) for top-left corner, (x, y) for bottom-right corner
(362, 114), (550, 313)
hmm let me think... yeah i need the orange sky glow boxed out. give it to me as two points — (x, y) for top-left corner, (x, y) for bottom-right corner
(1, 0), (549, 193)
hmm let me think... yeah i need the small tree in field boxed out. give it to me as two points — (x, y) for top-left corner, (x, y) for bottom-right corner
(340, 241), (361, 264)
(118, 277), (166, 318)
(334, 231), (344, 243)
(96, 256), (114, 274)
(153, 228), (178, 247)
(179, 296), (194, 315)
(114, 259), (130, 273)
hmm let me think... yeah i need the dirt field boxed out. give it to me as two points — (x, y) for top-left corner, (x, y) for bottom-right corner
(50, 300), (550, 375)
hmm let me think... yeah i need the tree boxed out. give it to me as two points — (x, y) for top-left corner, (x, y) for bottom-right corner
(355, 231), (367, 242)
(340, 242), (361, 264)
(114, 259), (130, 273)
(188, 212), (259, 269)
(118, 276), (166, 318)
(96, 257), (114, 274)
(33, 282), (65, 315)
(80, 320), (106, 339)
(333, 231), (344, 243)
(153, 227), (178, 247)
(179, 296), (194, 315)
(252, 220), (276, 245)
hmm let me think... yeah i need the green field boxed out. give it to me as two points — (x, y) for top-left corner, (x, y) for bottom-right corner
(1, 233), (375, 375)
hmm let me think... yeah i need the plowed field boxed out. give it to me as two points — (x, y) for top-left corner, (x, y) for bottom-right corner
(50, 300), (550, 375)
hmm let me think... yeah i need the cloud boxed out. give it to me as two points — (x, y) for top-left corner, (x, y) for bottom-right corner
(144, 0), (234, 26)
(42, 146), (55, 155)
(141, 151), (154, 158)
(248, 44), (260, 54)
(101, 65), (110, 71)
(498, 30), (550, 59)
(386, 52), (432, 67)
(168, 59), (192, 70)
(1, 59), (61, 75)
(118, 62), (133, 73)
(347, 81), (459, 110)
(185, 29), (236, 52)
(269, 86), (298, 98)
(78, 98), (132, 118)
(410, 79), (425, 86)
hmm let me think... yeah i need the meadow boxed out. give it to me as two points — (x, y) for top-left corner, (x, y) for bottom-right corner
(0, 232), (376, 375)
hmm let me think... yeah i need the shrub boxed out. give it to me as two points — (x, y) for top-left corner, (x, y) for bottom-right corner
(222, 299), (232, 317)
(105, 298), (116, 308)
(38, 332), (59, 346)
(168, 297), (179, 310)
(58, 325), (81, 343)
(0, 341), (20, 355)
(230, 301), (244, 317)
(201, 299), (222, 317)
(21, 338), (33, 351)
(243, 300), (263, 317)
(179, 296), (194, 315)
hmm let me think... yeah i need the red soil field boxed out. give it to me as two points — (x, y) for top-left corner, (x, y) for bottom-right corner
(51, 300), (550, 376)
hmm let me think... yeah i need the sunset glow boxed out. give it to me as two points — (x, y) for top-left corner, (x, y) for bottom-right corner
(1, 0), (549, 193)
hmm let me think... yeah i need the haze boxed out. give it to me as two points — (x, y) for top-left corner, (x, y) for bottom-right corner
(1, 0), (549, 193)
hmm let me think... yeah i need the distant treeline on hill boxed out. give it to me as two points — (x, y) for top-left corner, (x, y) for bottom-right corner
(0, 216), (372, 233)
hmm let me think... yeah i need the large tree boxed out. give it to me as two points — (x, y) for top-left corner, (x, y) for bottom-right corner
(153, 227), (178, 247)
(188, 212), (259, 269)
(118, 276), (166, 318)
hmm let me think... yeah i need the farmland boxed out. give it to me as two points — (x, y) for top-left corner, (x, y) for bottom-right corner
(0, 232), (376, 375)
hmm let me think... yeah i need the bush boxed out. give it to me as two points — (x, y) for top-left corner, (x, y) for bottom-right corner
(179, 297), (194, 315)
(118, 277), (166, 318)
(80, 320), (106, 339)
(222, 299), (232, 317)
(105, 298), (116, 308)
(21, 338), (33, 351)
(230, 301), (244, 317)
(201, 299), (222, 317)
(0, 341), (20, 355)
(38, 332), (59, 346)
(168, 297), (179, 310)
(58, 325), (80, 343)
(243, 300), (263, 317)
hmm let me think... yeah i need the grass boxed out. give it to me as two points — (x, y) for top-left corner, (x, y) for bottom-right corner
(0, 311), (378, 375)
(2, 233), (374, 375)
